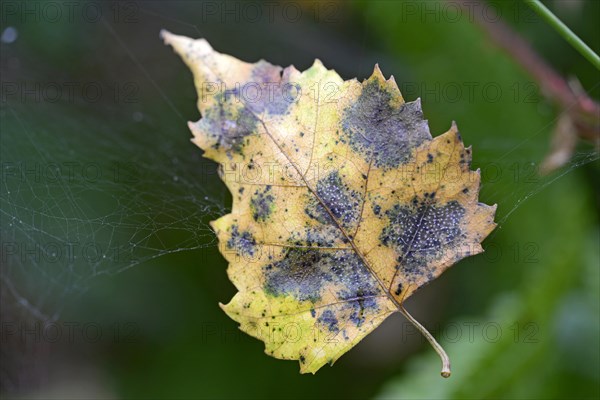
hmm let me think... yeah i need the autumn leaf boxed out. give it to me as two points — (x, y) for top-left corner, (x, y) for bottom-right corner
(162, 30), (497, 376)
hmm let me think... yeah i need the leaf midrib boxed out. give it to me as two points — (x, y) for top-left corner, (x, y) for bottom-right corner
(202, 59), (403, 310)
(247, 108), (404, 311)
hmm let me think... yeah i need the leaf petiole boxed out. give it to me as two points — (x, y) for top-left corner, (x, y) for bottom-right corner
(399, 295), (451, 378)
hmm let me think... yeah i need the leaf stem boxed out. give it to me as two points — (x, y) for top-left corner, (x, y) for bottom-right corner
(399, 303), (451, 378)
(524, 0), (600, 70)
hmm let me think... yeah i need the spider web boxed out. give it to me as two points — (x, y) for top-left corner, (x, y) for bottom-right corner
(1, 100), (227, 320)
(0, 2), (597, 324)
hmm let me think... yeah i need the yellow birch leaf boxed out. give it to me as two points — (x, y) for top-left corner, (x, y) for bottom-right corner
(162, 30), (497, 376)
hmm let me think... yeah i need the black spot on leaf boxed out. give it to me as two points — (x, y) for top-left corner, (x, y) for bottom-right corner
(227, 225), (257, 257)
(224, 61), (295, 115)
(305, 171), (362, 230)
(394, 283), (403, 296)
(251, 186), (275, 221)
(373, 204), (382, 216)
(381, 199), (465, 282)
(264, 249), (381, 308)
(203, 100), (257, 155)
(317, 310), (339, 333)
(341, 79), (431, 168)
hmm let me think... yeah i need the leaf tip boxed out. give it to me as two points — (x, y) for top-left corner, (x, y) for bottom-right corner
(208, 218), (219, 231)
(450, 120), (459, 132)
(387, 74), (398, 87)
(159, 29), (169, 41)
(371, 63), (385, 81)
(161, 30), (212, 62)
(312, 58), (325, 68)
(160, 29), (179, 46)
(299, 364), (318, 375)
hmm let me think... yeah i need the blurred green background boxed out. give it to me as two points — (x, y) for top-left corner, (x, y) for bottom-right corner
(1, 0), (598, 399)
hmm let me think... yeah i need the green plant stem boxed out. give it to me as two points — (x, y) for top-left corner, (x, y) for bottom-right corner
(524, 0), (600, 70)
